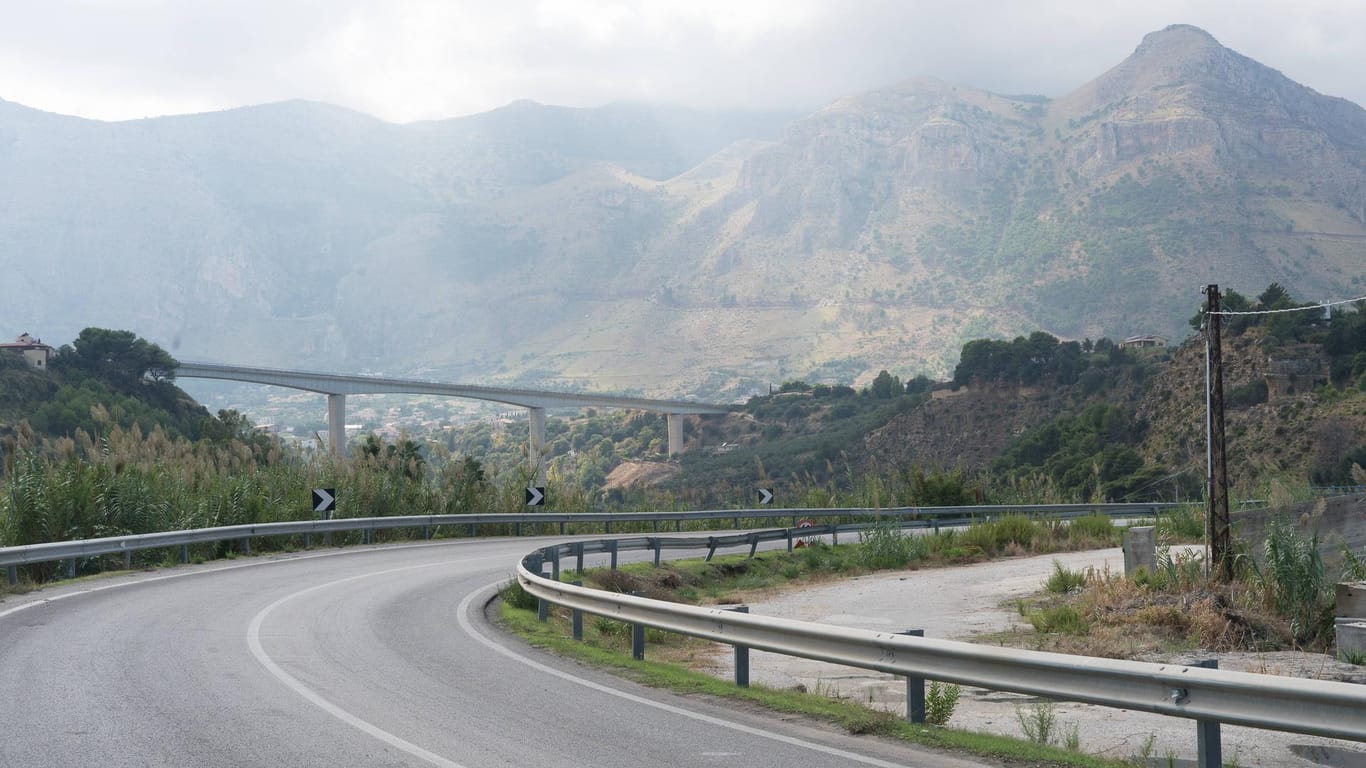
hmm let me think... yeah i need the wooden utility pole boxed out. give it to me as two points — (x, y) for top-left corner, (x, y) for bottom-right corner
(1205, 285), (1233, 581)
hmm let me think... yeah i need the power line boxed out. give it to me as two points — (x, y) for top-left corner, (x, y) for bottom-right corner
(1207, 293), (1366, 316)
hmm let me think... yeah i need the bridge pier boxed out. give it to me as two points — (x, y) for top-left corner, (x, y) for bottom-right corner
(528, 407), (547, 487)
(667, 413), (684, 457)
(327, 394), (347, 457)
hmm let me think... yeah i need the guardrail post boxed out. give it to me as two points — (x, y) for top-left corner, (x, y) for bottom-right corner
(180, 544), (189, 563)
(900, 629), (925, 723)
(6, 565), (16, 586)
(605, 519), (612, 534)
(240, 537), (251, 556)
(786, 529), (794, 553)
(831, 524), (839, 545)
(652, 519), (659, 533)
(609, 540), (618, 570)
(651, 538), (662, 567)
(66, 558), (76, 579)
(675, 519), (681, 533)
(575, 542), (585, 574)
(747, 533), (759, 559)
(515, 522), (522, 537)
(550, 549), (561, 581)
(123, 550), (131, 570)
(729, 605), (750, 687)
(422, 525), (430, 540)
(536, 562), (549, 622)
(733, 514), (739, 530)
(705, 537), (718, 562)
(631, 591), (646, 660)
(304, 533), (312, 548)
(571, 581), (583, 640)
(1194, 658), (1221, 768)
(364, 528), (372, 545)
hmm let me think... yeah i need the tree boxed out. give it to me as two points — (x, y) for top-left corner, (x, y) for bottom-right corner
(868, 370), (902, 399)
(57, 328), (177, 387)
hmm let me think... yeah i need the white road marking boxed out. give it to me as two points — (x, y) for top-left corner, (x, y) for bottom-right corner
(456, 581), (910, 768)
(246, 561), (477, 768)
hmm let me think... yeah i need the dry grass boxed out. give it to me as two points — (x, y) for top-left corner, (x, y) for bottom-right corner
(1014, 562), (1295, 657)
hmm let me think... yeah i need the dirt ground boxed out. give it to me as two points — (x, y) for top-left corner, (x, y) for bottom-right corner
(699, 546), (1366, 768)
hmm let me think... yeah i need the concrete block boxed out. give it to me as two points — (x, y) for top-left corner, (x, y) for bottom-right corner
(1123, 526), (1156, 576)
(1336, 618), (1366, 659)
(1336, 582), (1366, 618)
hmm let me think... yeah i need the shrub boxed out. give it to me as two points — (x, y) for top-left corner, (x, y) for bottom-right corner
(1067, 513), (1117, 544)
(1044, 560), (1088, 594)
(1256, 517), (1333, 645)
(925, 681), (960, 726)
(499, 578), (539, 611)
(858, 522), (926, 570)
(1015, 700), (1058, 745)
(1157, 506), (1204, 541)
(1027, 604), (1088, 634)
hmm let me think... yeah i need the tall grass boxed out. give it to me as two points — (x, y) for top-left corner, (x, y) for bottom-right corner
(1252, 517), (1334, 645)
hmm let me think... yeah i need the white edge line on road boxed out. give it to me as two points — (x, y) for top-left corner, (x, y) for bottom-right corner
(246, 560), (476, 768)
(456, 581), (910, 768)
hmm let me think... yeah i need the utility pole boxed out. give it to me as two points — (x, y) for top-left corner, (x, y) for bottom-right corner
(1204, 285), (1233, 581)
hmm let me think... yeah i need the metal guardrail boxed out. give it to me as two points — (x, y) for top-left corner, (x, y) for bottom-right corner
(0, 503), (1181, 585)
(517, 531), (1366, 751)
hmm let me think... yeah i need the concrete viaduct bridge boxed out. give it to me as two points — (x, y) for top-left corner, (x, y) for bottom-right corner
(176, 362), (731, 483)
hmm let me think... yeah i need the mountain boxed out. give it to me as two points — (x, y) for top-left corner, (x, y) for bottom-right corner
(2, 25), (1364, 401)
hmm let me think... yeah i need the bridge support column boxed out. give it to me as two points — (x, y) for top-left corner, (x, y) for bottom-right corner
(327, 394), (347, 457)
(667, 413), (684, 457)
(528, 407), (547, 487)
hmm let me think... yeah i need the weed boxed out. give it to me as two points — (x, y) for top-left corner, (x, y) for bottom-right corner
(1015, 699), (1058, 745)
(924, 681), (960, 726)
(1135, 734), (1157, 766)
(499, 578), (539, 611)
(1254, 517), (1333, 644)
(1157, 506), (1204, 541)
(1045, 560), (1088, 594)
(1028, 605), (1088, 634)
(1341, 649), (1366, 665)
(1063, 722), (1081, 752)
(593, 617), (630, 639)
(858, 521), (925, 569)
(1068, 513), (1118, 543)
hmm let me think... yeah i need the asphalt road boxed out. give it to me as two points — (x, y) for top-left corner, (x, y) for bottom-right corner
(0, 537), (989, 768)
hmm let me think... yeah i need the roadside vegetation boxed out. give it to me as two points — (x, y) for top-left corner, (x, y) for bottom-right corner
(498, 506), (1365, 765)
(1001, 510), (1366, 660)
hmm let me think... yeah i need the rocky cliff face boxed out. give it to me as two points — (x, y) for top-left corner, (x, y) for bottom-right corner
(3, 27), (1365, 400)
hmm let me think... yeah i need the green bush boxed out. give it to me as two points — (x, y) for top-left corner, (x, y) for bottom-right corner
(1027, 605), (1087, 634)
(1256, 517), (1333, 644)
(858, 522), (926, 570)
(499, 578), (539, 611)
(925, 681), (961, 726)
(1044, 561), (1088, 594)
(1065, 513), (1116, 542)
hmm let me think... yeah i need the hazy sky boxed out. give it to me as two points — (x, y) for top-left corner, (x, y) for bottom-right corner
(3, 1), (1365, 123)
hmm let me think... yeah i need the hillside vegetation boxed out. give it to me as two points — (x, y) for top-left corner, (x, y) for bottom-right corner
(3, 294), (1363, 585)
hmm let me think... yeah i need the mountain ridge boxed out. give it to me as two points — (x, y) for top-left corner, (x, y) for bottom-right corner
(2, 25), (1363, 400)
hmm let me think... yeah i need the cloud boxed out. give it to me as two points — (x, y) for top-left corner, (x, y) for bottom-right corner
(2, 0), (1365, 122)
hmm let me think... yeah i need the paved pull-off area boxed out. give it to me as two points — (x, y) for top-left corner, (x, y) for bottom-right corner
(705, 547), (1366, 768)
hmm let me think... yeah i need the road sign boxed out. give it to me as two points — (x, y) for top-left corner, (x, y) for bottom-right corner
(758, 488), (774, 505)
(526, 486), (546, 506)
(312, 488), (336, 514)
(795, 517), (815, 548)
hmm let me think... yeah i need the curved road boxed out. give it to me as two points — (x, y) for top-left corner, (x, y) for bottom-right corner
(0, 537), (977, 768)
